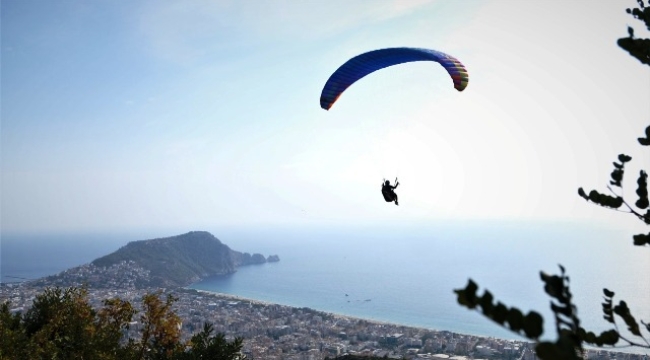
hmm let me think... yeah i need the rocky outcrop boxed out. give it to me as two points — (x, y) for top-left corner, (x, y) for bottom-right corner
(91, 231), (276, 288)
(231, 252), (268, 266)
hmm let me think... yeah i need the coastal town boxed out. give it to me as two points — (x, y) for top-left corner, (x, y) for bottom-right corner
(1, 260), (647, 360)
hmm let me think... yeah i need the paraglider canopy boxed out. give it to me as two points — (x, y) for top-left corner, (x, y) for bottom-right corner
(320, 47), (468, 110)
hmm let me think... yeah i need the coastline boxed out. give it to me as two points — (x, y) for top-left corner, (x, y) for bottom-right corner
(4, 279), (649, 358)
(4, 224), (649, 358)
(182, 286), (650, 357)
(184, 287), (465, 336)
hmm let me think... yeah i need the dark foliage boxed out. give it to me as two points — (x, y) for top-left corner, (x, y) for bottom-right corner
(619, 0), (650, 65)
(454, 279), (543, 340)
(175, 323), (246, 360)
(0, 287), (246, 360)
(456, 1), (650, 359)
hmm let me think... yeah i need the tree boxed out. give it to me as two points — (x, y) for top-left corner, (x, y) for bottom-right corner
(0, 300), (28, 359)
(455, 1), (650, 359)
(0, 286), (133, 359)
(176, 322), (247, 360)
(0, 287), (247, 360)
(97, 297), (137, 359)
(133, 292), (184, 360)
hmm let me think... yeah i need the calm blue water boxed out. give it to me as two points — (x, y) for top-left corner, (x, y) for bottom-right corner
(2, 222), (649, 349)
(1, 230), (169, 282)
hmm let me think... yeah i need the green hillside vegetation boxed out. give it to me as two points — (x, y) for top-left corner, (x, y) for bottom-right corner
(92, 231), (243, 287)
(0, 287), (245, 360)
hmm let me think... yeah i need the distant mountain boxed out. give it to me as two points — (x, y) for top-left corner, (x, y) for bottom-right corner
(91, 231), (274, 288)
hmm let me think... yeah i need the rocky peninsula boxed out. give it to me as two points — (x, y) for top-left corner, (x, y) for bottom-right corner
(36, 231), (278, 289)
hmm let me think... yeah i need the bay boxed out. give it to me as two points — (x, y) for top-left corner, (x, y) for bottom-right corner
(1, 230), (164, 282)
(191, 221), (650, 344)
(2, 221), (649, 351)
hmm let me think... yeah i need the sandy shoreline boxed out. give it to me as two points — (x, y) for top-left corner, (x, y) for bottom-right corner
(183, 287), (506, 340)
(181, 287), (650, 357)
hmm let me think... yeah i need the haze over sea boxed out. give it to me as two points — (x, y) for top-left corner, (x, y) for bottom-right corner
(2, 221), (649, 346)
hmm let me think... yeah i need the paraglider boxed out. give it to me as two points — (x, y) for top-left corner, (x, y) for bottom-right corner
(382, 178), (400, 206)
(319, 47), (469, 207)
(320, 47), (468, 110)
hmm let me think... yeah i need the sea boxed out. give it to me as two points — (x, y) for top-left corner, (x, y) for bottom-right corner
(2, 221), (649, 353)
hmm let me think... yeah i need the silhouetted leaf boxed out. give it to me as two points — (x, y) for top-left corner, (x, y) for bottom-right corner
(618, 154), (632, 163)
(617, 37), (650, 66)
(535, 340), (581, 360)
(541, 272), (564, 299)
(602, 288), (614, 323)
(455, 280), (545, 341)
(535, 341), (559, 360)
(602, 298), (615, 323)
(557, 318), (573, 329)
(638, 125), (650, 145)
(587, 190), (624, 209)
(598, 329), (619, 346)
(454, 279), (479, 309)
(523, 311), (544, 339)
(492, 302), (508, 324)
(579, 328), (620, 347)
(479, 290), (494, 315)
(635, 170), (648, 209)
(552, 303), (573, 318)
(588, 190), (600, 202)
(612, 196), (624, 208)
(506, 307), (524, 331)
(613, 301), (641, 336)
(610, 168), (623, 187)
(633, 233), (650, 246)
(579, 328), (597, 344)
(602, 312), (614, 323)
(577, 188), (588, 200)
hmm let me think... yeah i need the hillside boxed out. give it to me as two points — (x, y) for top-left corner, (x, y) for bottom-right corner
(91, 231), (275, 287)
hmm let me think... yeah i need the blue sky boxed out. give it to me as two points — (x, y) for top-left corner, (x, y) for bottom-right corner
(2, 0), (649, 234)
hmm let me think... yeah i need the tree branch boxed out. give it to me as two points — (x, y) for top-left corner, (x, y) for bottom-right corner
(606, 185), (649, 222)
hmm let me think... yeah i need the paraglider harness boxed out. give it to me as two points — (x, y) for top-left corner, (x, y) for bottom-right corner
(382, 178), (399, 203)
